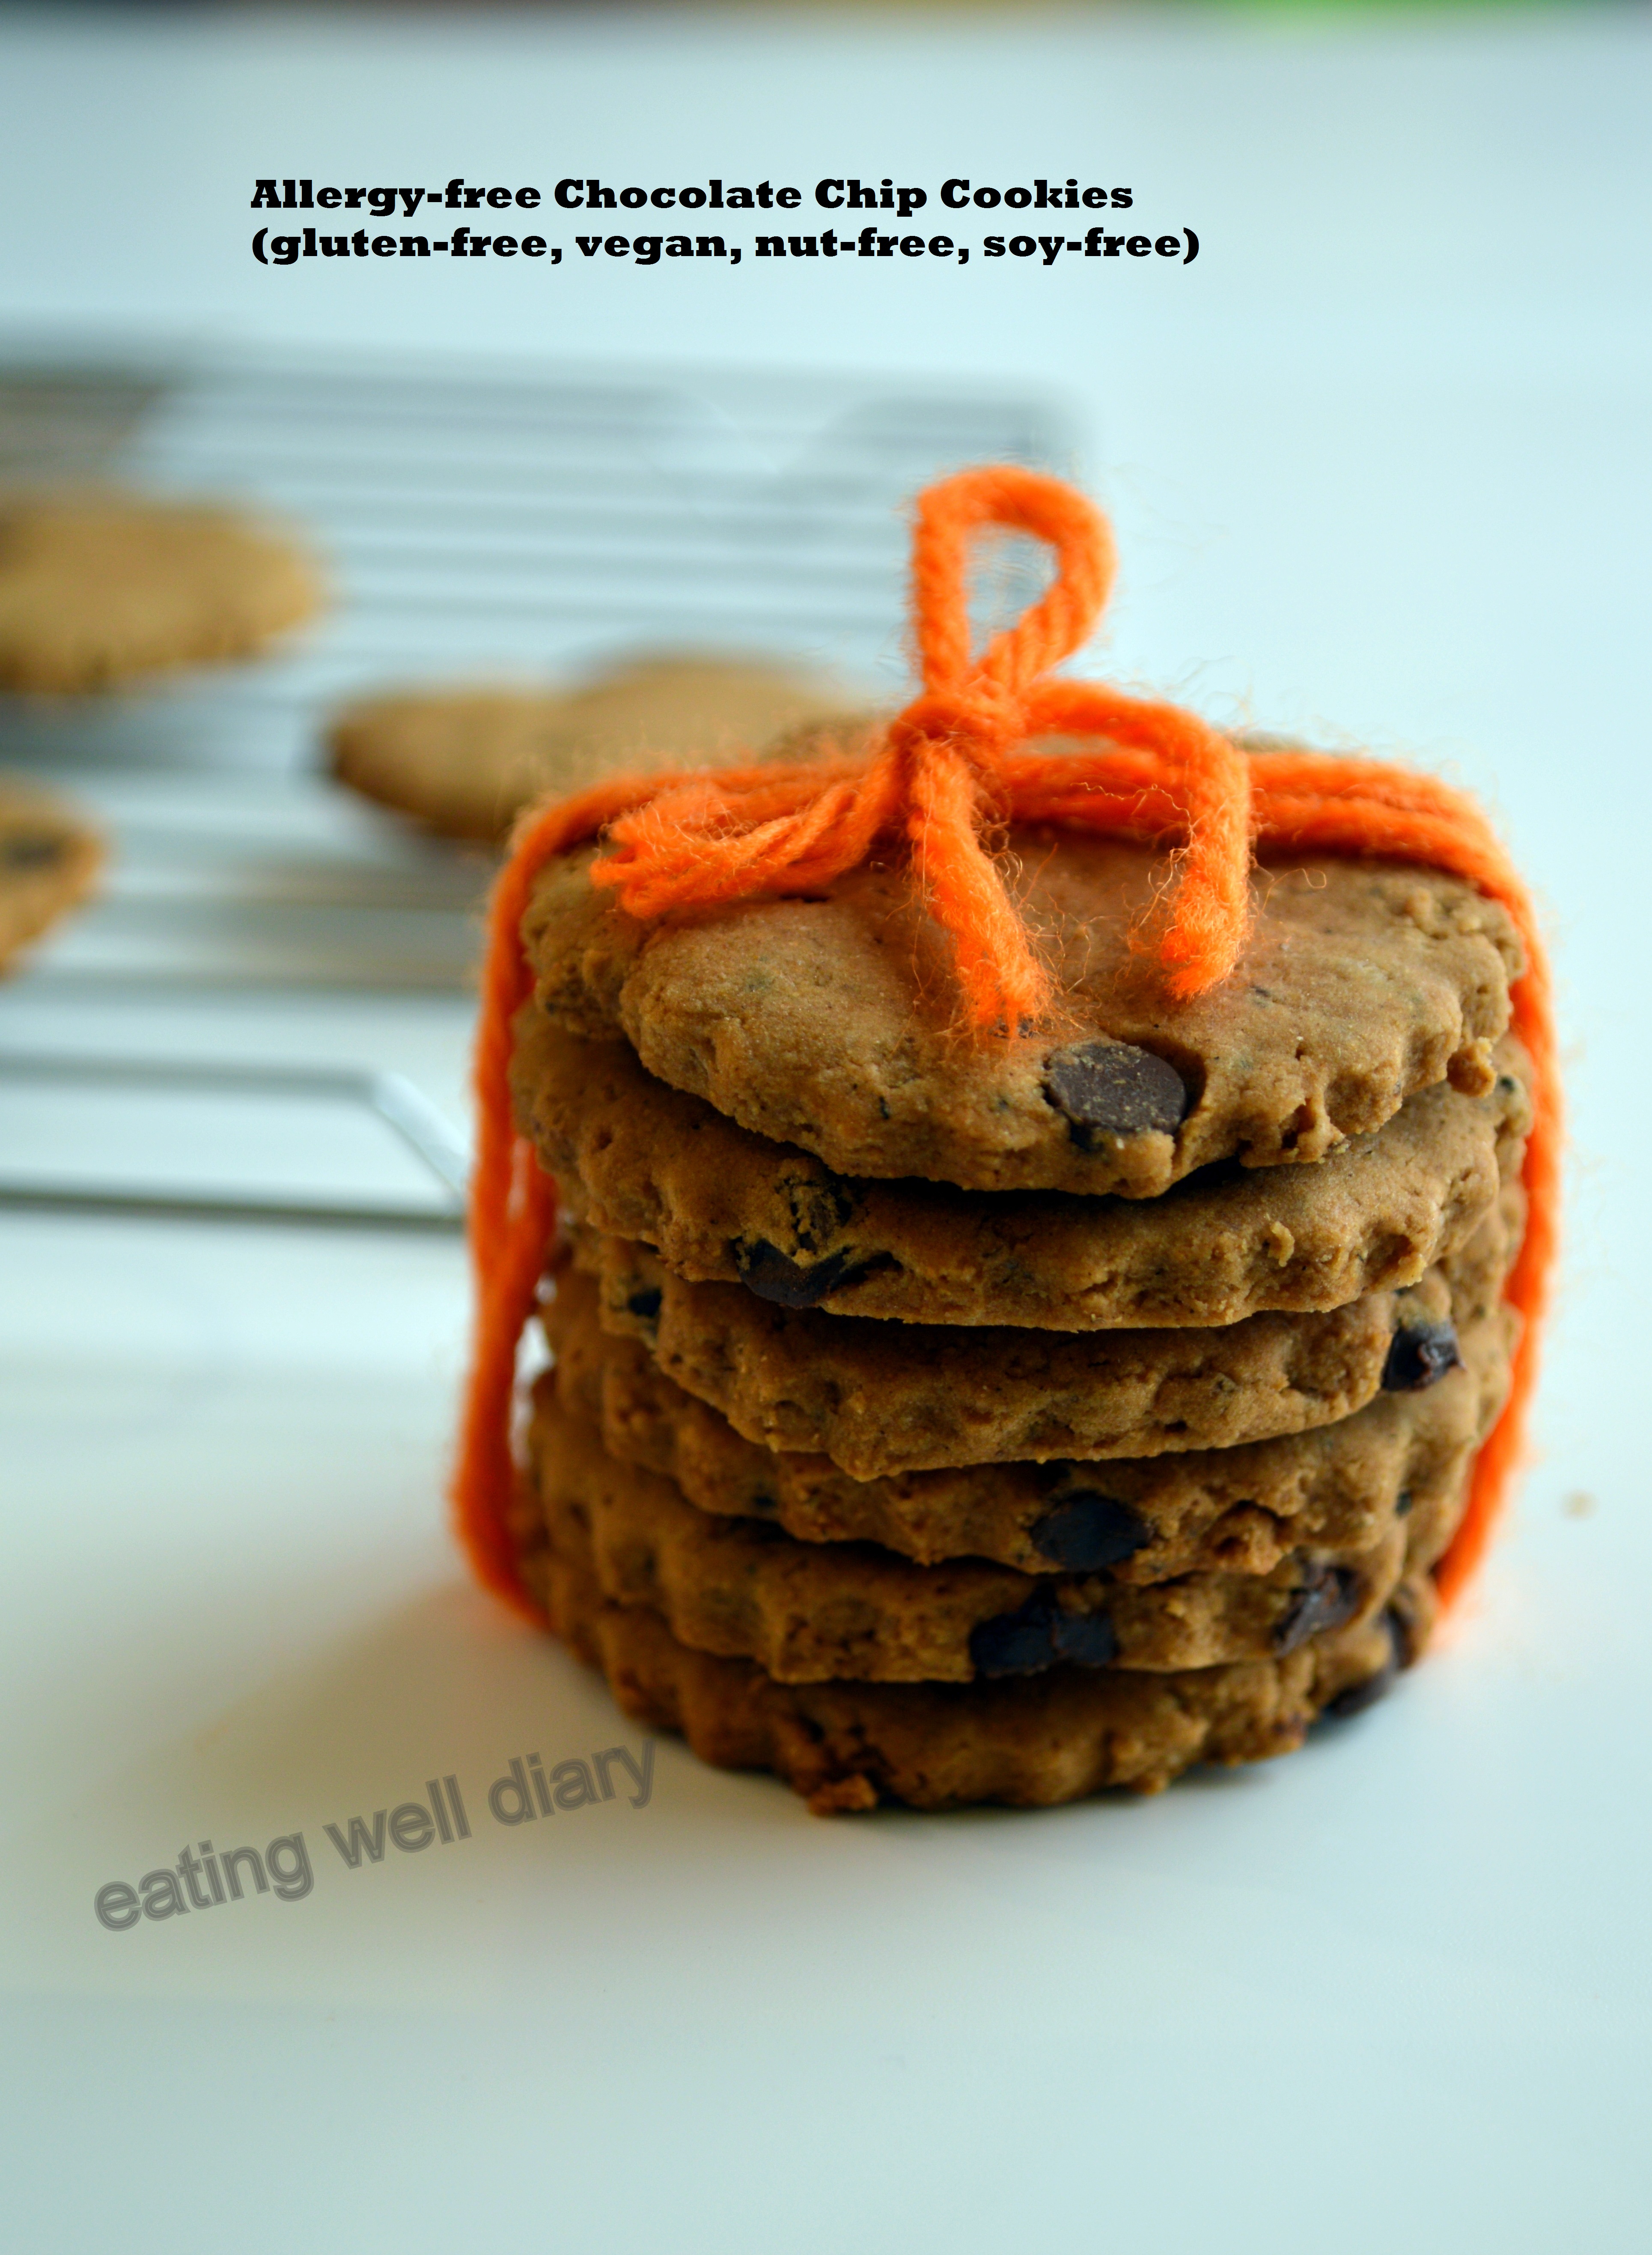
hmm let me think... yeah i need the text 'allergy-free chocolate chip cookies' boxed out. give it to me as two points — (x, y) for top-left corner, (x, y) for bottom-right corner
(453, 464), (1559, 1814)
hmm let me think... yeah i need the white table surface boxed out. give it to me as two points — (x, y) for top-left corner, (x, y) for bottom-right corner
(3, 9), (1650, 2250)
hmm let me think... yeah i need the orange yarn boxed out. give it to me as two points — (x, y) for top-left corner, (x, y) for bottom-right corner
(591, 467), (1254, 1020)
(453, 464), (1557, 1628)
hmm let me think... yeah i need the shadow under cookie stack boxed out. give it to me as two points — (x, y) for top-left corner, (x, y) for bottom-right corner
(503, 826), (1530, 1812)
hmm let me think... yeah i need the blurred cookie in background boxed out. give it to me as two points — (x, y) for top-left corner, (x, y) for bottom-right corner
(0, 490), (324, 695)
(758, 707), (883, 765)
(0, 780), (104, 971)
(328, 652), (863, 844)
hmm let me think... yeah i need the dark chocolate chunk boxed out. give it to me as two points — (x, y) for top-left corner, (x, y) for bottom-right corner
(733, 1238), (889, 1309)
(625, 1287), (663, 1322)
(1029, 1489), (1151, 1571)
(1322, 1608), (1405, 1718)
(1040, 1040), (1190, 1150)
(1273, 1564), (1362, 1655)
(1381, 1318), (1461, 1393)
(1395, 1488), (1414, 1518)
(781, 1174), (857, 1253)
(0, 831), (64, 871)
(1051, 1608), (1120, 1667)
(969, 1605), (1057, 1676)
(969, 1591), (1118, 1678)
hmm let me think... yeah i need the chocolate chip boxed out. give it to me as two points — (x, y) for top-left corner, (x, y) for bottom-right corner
(969, 1606), (1058, 1676)
(782, 1175), (857, 1253)
(1040, 1041), (1189, 1150)
(1273, 1564), (1362, 1655)
(969, 1590), (1118, 1678)
(1381, 1318), (1461, 1393)
(1052, 1609), (1119, 1667)
(733, 1239), (889, 1309)
(1322, 1608), (1405, 1718)
(1, 831), (64, 870)
(1029, 1489), (1150, 1570)
(1395, 1488), (1414, 1518)
(625, 1288), (662, 1322)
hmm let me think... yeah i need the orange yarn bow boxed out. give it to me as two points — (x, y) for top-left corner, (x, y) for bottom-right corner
(588, 465), (1254, 1024)
(455, 464), (1557, 1622)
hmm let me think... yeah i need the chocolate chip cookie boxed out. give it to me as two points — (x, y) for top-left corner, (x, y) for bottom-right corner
(530, 1528), (1428, 1810)
(542, 1263), (1515, 1576)
(534, 1392), (1426, 1682)
(330, 654), (860, 843)
(515, 1010), (1530, 1328)
(572, 1189), (1520, 1479)
(523, 828), (1523, 1196)
(0, 491), (322, 692)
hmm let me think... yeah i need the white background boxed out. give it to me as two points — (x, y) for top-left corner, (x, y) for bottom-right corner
(2, 7), (1650, 2249)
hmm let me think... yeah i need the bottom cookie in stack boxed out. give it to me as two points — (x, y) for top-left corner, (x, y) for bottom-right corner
(533, 1533), (1416, 1815)
(508, 1257), (1516, 1812)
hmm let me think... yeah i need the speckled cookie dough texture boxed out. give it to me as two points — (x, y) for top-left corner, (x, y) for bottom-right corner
(533, 1391), (1435, 1683)
(0, 492), (323, 692)
(575, 1191), (1520, 1480)
(541, 1264), (1516, 1578)
(329, 654), (863, 843)
(530, 1532), (1428, 1811)
(513, 1011), (1532, 1329)
(522, 828), (1524, 1196)
(0, 781), (104, 969)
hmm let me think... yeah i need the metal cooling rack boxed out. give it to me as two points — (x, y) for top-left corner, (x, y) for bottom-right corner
(0, 343), (1080, 1223)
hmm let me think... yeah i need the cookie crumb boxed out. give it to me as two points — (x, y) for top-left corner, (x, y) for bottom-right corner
(1448, 1038), (1497, 1097)
(807, 1775), (880, 1816)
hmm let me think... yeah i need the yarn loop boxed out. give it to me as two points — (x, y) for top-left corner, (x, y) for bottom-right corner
(589, 465), (1253, 1025)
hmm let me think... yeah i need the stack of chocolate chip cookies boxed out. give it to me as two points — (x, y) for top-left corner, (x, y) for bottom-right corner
(505, 824), (1529, 1811)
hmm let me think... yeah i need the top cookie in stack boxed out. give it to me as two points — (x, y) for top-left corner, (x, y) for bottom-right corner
(506, 819), (1530, 1811)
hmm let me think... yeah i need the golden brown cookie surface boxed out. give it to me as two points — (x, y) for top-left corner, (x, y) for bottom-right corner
(330, 653), (860, 842)
(530, 1536), (1427, 1811)
(524, 829), (1523, 1196)
(515, 1011), (1530, 1328)
(542, 1263), (1515, 1577)
(574, 1192), (1519, 1479)
(0, 492), (321, 692)
(533, 1393), (1420, 1682)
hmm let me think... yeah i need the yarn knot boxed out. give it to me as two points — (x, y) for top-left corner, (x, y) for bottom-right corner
(583, 462), (1254, 1029)
(884, 679), (1028, 776)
